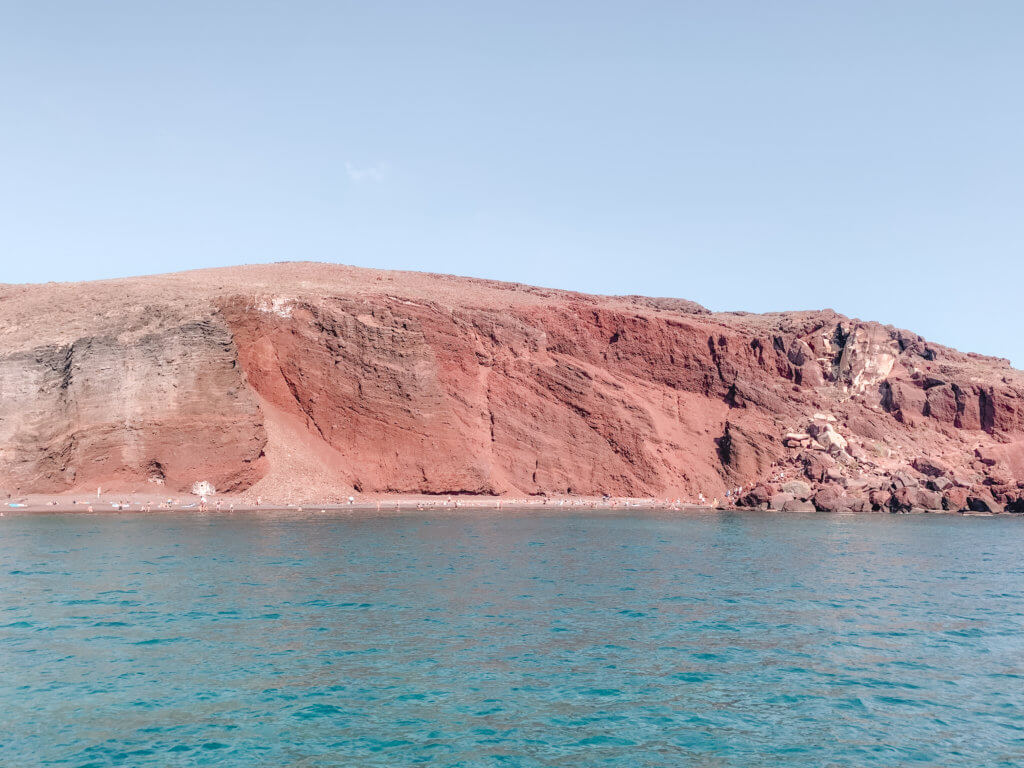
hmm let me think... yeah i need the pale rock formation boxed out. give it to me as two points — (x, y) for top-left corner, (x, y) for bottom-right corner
(837, 323), (899, 394)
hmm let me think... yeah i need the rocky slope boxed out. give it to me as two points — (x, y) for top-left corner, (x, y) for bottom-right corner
(2, 262), (1022, 512)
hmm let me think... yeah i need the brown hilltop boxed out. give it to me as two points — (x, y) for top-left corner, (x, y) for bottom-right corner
(2, 261), (1023, 512)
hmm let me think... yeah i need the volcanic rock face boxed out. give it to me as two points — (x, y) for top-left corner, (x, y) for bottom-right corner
(0, 319), (264, 493)
(1, 262), (1023, 511)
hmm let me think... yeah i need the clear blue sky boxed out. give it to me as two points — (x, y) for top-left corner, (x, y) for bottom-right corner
(2, 2), (1022, 365)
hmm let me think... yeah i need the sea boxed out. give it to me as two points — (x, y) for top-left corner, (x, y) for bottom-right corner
(1, 509), (1022, 766)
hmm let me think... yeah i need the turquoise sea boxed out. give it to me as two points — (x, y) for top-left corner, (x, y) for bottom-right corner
(2, 509), (1023, 766)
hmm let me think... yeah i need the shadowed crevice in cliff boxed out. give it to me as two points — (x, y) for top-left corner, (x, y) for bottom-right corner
(277, 362), (327, 442)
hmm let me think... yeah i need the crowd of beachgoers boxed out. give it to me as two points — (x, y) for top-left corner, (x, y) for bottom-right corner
(4, 492), (731, 514)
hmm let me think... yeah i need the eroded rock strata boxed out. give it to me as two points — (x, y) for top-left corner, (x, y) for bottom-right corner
(1, 262), (1022, 511)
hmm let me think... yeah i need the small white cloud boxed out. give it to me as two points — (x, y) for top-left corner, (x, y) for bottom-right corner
(345, 161), (387, 183)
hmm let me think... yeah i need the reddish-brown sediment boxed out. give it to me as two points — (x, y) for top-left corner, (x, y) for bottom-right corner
(2, 261), (1023, 512)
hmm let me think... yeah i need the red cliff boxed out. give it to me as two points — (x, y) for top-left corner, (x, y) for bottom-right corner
(2, 262), (1023, 512)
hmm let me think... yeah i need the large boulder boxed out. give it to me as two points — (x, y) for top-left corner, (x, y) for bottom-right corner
(989, 484), (1018, 505)
(813, 485), (849, 512)
(781, 480), (813, 500)
(770, 492), (795, 511)
(985, 467), (1014, 487)
(967, 493), (1003, 513)
(869, 489), (893, 510)
(782, 499), (816, 512)
(801, 452), (836, 483)
(846, 496), (873, 513)
(912, 456), (950, 478)
(951, 471), (975, 488)
(943, 486), (969, 511)
(739, 484), (773, 508)
(892, 471), (920, 489)
(893, 486), (943, 511)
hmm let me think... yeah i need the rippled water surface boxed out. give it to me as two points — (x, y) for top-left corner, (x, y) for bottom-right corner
(2, 510), (1024, 766)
